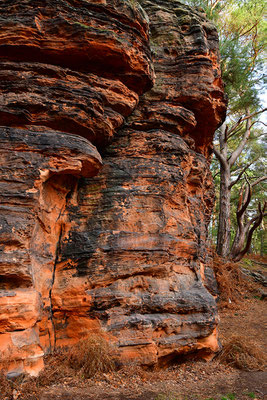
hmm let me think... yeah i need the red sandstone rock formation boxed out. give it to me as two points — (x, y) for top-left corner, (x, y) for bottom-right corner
(0, 0), (226, 376)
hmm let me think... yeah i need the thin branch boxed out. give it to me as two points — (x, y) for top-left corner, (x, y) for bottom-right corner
(210, 0), (221, 11)
(212, 169), (220, 179)
(247, 120), (262, 131)
(224, 125), (229, 142)
(229, 161), (254, 189)
(227, 116), (243, 136)
(255, 121), (267, 128)
(235, 202), (267, 261)
(246, 210), (267, 230)
(237, 177), (252, 219)
(236, 184), (246, 232)
(229, 116), (251, 167)
(227, 125), (243, 141)
(251, 175), (267, 187)
(227, 108), (267, 136)
(228, 120), (266, 142)
(239, 20), (260, 37)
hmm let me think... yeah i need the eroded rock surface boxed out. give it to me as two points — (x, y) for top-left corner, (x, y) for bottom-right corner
(0, 0), (226, 375)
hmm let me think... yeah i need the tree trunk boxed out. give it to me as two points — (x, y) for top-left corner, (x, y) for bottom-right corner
(260, 228), (264, 257)
(216, 164), (231, 257)
(230, 225), (247, 260)
(230, 201), (266, 262)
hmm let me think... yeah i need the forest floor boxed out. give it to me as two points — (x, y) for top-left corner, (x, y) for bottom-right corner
(1, 255), (266, 400)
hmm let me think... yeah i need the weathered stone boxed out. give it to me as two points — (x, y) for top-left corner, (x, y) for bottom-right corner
(0, 61), (139, 147)
(0, 0), (154, 93)
(0, 126), (103, 375)
(0, 0), (226, 374)
(51, 0), (226, 365)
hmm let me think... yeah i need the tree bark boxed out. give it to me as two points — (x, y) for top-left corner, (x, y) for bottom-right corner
(214, 110), (265, 259)
(230, 193), (266, 261)
(230, 224), (247, 260)
(260, 228), (264, 257)
(216, 163), (231, 256)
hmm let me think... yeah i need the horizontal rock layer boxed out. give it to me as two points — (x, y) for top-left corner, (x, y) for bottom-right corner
(0, 0), (154, 93)
(52, 0), (226, 365)
(0, 61), (139, 147)
(0, 126), (102, 375)
(0, 0), (226, 375)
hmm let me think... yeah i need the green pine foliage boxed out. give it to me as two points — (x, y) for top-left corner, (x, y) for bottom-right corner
(184, 0), (266, 255)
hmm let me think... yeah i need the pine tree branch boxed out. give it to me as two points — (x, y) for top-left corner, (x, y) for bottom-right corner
(227, 125), (243, 141)
(237, 178), (252, 219)
(239, 20), (260, 37)
(227, 117), (243, 136)
(213, 169), (220, 179)
(246, 209), (267, 231)
(213, 147), (228, 170)
(236, 202), (267, 261)
(210, 0), (221, 12)
(229, 161), (254, 189)
(235, 176), (266, 236)
(256, 121), (267, 128)
(229, 117), (251, 167)
(251, 175), (267, 187)
(227, 108), (267, 137)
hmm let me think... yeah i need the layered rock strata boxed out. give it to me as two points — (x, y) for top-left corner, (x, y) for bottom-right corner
(0, 0), (226, 375)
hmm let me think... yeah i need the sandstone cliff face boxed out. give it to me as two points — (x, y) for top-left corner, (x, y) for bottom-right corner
(0, 0), (226, 376)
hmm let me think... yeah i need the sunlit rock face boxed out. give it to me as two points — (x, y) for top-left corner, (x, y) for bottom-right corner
(0, 0), (226, 375)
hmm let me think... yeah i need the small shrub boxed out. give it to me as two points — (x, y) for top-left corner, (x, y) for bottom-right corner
(212, 253), (244, 307)
(226, 394), (236, 400)
(67, 334), (115, 378)
(221, 395), (236, 400)
(218, 334), (266, 370)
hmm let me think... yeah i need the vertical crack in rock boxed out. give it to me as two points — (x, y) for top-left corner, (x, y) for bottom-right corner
(56, 0), (227, 367)
(47, 182), (78, 350)
(0, 128), (102, 376)
(0, 0), (226, 375)
(48, 223), (63, 350)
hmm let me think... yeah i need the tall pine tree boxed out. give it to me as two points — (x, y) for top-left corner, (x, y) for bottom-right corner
(184, 0), (266, 259)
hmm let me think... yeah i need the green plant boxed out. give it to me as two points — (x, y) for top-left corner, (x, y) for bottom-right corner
(73, 21), (90, 29)
(247, 393), (256, 399)
(221, 395), (236, 400)
(154, 394), (180, 400)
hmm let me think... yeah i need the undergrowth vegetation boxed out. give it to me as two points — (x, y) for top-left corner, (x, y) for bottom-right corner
(218, 334), (266, 370)
(0, 334), (116, 400)
(0, 258), (265, 399)
(68, 334), (115, 378)
(212, 252), (258, 307)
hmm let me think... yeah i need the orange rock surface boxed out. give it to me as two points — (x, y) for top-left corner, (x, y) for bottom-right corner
(0, 0), (226, 376)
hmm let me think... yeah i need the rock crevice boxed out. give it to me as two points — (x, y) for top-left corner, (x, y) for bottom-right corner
(0, 0), (226, 375)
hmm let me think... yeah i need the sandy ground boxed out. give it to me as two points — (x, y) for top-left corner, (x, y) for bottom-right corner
(2, 257), (266, 400)
(39, 297), (267, 400)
